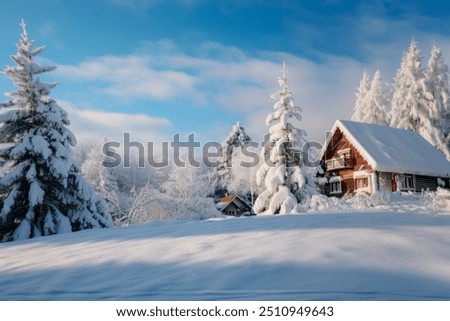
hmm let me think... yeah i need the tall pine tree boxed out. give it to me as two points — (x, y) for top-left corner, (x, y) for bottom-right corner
(0, 21), (112, 242)
(215, 121), (251, 197)
(253, 63), (317, 215)
(390, 40), (450, 159)
(422, 44), (450, 159)
(362, 70), (390, 125)
(390, 39), (428, 131)
(351, 70), (370, 122)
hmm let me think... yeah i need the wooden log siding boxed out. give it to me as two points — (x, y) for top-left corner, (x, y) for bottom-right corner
(415, 175), (438, 192)
(224, 202), (241, 216)
(323, 129), (374, 195)
(325, 130), (372, 172)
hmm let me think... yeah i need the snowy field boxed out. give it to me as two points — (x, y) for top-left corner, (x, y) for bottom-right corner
(1, 200), (450, 301)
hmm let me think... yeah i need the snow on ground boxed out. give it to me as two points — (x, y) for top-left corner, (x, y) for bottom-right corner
(1, 195), (450, 300)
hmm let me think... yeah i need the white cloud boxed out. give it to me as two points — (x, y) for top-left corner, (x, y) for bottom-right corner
(60, 100), (172, 144)
(57, 55), (199, 101)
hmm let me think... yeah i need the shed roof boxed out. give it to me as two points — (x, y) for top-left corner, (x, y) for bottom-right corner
(216, 194), (250, 212)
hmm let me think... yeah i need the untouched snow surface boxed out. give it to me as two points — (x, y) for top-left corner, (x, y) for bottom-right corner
(1, 211), (450, 300)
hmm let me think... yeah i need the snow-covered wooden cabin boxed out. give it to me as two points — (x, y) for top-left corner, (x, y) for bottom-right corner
(216, 194), (252, 216)
(320, 120), (450, 196)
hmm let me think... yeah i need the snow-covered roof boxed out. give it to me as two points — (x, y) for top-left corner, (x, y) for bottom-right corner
(216, 195), (236, 211)
(215, 202), (228, 211)
(322, 120), (450, 177)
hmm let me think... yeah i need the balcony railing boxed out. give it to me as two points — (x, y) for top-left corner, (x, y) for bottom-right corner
(325, 157), (354, 170)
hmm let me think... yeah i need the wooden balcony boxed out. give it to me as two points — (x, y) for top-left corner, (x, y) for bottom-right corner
(325, 157), (354, 170)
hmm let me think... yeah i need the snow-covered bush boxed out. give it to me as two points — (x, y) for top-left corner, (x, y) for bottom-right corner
(423, 188), (450, 212)
(305, 194), (341, 212)
(368, 191), (394, 206)
(350, 191), (394, 209)
(164, 162), (223, 220)
(350, 193), (372, 209)
(116, 183), (157, 225)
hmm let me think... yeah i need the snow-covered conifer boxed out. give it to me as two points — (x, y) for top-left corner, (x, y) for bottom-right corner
(422, 44), (450, 159)
(361, 70), (390, 125)
(215, 121), (251, 196)
(253, 63), (317, 215)
(0, 21), (112, 242)
(221, 121), (251, 168)
(351, 70), (370, 122)
(390, 39), (428, 131)
(390, 40), (450, 159)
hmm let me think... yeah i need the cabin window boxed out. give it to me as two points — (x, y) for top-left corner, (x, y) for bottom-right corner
(355, 177), (368, 189)
(400, 175), (414, 190)
(330, 181), (342, 194)
(329, 176), (342, 194)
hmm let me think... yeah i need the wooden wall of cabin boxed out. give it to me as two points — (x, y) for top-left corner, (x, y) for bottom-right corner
(415, 175), (438, 192)
(324, 132), (372, 171)
(323, 130), (373, 195)
(224, 202), (241, 216)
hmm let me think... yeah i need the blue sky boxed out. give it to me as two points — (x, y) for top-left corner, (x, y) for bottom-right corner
(2, 0), (450, 145)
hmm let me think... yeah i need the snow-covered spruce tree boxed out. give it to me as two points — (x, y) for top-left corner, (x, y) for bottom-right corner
(215, 121), (251, 197)
(253, 63), (317, 215)
(390, 40), (450, 159)
(0, 21), (112, 242)
(351, 70), (370, 122)
(390, 39), (429, 132)
(360, 70), (390, 125)
(422, 44), (450, 159)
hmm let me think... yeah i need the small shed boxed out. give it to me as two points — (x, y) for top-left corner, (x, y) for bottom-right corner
(216, 194), (252, 216)
(320, 120), (450, 196)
